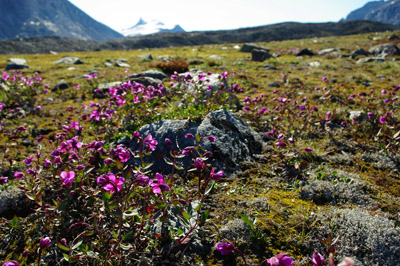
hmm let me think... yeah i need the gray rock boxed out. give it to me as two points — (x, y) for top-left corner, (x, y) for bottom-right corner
(296, 48), (314, 56)
(307, 208), (400, 266)
(115, 60), (130, 68)
(0, 187), (27, 217)
(350, 48), (369, 59)
(53, 56), (83, 65)
(357, 57), (385, 64)
(177, 70), (229, 95)
(318, 48), (339, 55)
(129, 70), (168, 80)
(388, 34), (400, 40)
(369, 43), (400, 57)
(5, 63), (29, 71)
(263, 64), (277, 70)
(349, 110), (366, 122)
(52, 82), (70, 92)
(240, 43), (270, 53)
(359, 152), (399, 171)
(220, 219), (251, 242)
(130, 77), (162, 87)
(139, 53), (153, 60)
(268, 82), (280, 88)
(300, 179), (376, 207)
(251, 49), (272, 62)
(124, 110), (263, 177)
(7, 58), (27, 65)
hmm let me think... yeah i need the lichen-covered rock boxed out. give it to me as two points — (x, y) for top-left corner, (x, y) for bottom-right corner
(0, 187), (27, 217)
(300, 179), (376, 207)
(306, 207), (400, 266)
(124, 110), (263, 177)
(220, 218), (251, 242)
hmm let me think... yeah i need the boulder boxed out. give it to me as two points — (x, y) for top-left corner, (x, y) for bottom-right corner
(52, 82), (70, 92)
(251, 49), (272, 62)
(369, 43), (400, 57)
(129, 70), (168, 80)
(176, 70), (229, 95)
(53, 56), (83, 65)
(356, 57), (385, 64)
(388, 34), (400, 40)
(350, 48), (369, 59)
(5, 63), (29, 71)
(0, 187), (28, 217)
(318, 48), (339, 55)
(115, 59), (130, 68)
(123, 109), (263, 177)
(296, 48), (314, 56)
(7, 58), (27, 65)
(240, 43), (270, 53)
(130, 77), (162, 87)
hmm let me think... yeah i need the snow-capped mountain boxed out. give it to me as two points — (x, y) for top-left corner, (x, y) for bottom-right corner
(121, 18), (185, 37)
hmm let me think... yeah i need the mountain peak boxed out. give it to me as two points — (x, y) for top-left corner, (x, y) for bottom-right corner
(0, 0), (123, 41)
(121, 19), (185, 37)
(345, 0), (400, 26)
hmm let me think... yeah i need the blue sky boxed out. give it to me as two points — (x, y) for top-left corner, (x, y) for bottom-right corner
(68, 0), (375, 33)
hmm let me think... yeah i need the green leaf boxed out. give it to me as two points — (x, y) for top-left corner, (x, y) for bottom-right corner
(182, 209), (191, 221)
(164, 157), (174, 166)
(122, 231), (134, 241)
(196, 133), (201, 142)
(200, 209), (210, 225)
(57, 242), (70, 252)
(71, 240), (83, 250)
(241, 214), (254, 230)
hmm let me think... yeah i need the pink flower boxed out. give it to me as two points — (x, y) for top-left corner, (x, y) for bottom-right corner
(267, 253), (294, 266)
(0, 176), (8, 184)
(216, 242), (235, 256)
(39, 237), (51, 249)
(60, 171), (75, 188)
(305, 147), (314, 153)
(149, 173), (170, 194)
(210, 168), (224, 180)
(311, 251), (324, 266)
(144, 134), (158, 151)
(14, 172), (24, 179)
(101, 173), (125, 194)
(276, 142), (286, 147)
(3, 261), (21, 266)
(379, 116), (387, 124)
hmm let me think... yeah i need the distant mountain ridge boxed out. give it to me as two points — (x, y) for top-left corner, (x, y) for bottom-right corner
(0, 20), (398, 55)
(0, 0), (123, 41)
(121, 18), (185, 37)
(345, 0), (400, 26)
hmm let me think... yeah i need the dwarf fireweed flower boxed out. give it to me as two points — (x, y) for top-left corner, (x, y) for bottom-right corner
(267, 253), (294, 266)
(379, 116), (387, 124)
(311, 251), (324, 266)
(144, 134), (158, 151)
(195, 157), (206, 170)
(39, 237), (51, 249)
(14, 172), (24, 179)
(3, 261), (20, 266)
(67, 136), (83, 151)
(99, 173), (125, 194)
(23, 156), (33, 166)
(182, 146), (195, 156)
(210, 168), (224, 180)
(367, 112), (375, 118)
(149, 173), (170, 194)
(207, 135), (216, 142)
(305, 147), (314, 153)
(216, 242), (235, 256)
(60, 171), (75, 188)
(276, 142), (286, 148)
(0, 176), (7, 184)
(312, 106), (319, 112)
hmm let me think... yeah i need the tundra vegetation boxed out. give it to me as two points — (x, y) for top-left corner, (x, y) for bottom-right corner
(0, 31), (399, 266)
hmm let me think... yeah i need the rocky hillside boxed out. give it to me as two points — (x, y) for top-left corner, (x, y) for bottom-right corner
(0, 0), (123, 41)
(0, 20), (398, 54)
(345, 0), (400, 26)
